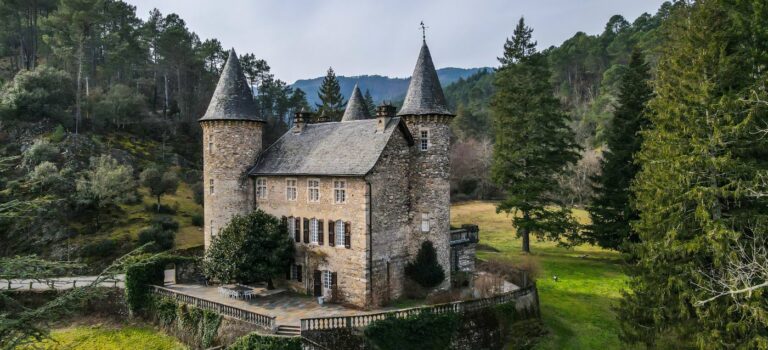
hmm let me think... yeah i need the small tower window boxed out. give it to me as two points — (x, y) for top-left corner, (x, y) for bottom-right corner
(421, 213), (431, 232)
(256, 178), (268, 199)
(420, 130), (429, 151)
(208, 134), (214, 154)
(286, 179), (297, 201)
(209, 179), (214, 194)
(210, 220), (215, 236)
(308, 179), (320, 202)
(334, 180), (346, 204)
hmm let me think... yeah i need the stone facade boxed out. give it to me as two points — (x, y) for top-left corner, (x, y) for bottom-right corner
(201, 120), (262, 249)
(404, 115), (453, 290)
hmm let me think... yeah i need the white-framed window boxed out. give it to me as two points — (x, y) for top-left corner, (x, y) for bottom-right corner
(420, 130), (429, 151)
(308, 179), (320, 202)
(310, 218), (319, 244)
(322, 270), (333, 289)
(334, 180), (346, 204)
(210, 220), (215, 236)
(335, 220), (345, 247)
(287, 216), (295, 237)
(256, 178), (267, 199)
(421, 213), (431, 232)
(209, 179), (214, 194)
(286, 179), (297, 201)
(208, 134), (214, 154)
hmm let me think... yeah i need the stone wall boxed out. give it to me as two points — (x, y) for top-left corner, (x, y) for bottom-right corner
(404, 115), (453, 290)
(366, 127), (412, 306)
(255, 175), (370, 307)
(451, 243), (477, 273)
(201, 120), (263, 250)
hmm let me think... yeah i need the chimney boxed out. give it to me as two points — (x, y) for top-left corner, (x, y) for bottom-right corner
(376, 103), (397, 132)
(315, 111), (330, 123)
(293, 109), (313, 133)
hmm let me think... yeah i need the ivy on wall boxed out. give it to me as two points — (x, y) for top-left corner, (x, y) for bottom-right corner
(149, 296), (223, 349)
(124, 253), (191, 314)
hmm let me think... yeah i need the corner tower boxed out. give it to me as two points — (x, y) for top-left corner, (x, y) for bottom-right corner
(398, 41), (454, 289)
(199, 49), (264, 250)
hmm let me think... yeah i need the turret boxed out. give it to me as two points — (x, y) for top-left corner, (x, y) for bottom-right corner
(200, 49), (264, 250)
(398, 40), (454, 289)
(341, 84), (371, 122)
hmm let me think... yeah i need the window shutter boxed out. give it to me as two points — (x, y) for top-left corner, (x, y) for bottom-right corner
(318, 220), (324, 245)
(297, 265), (303, 282)
(328, 220), (335, 247)
(303, 218), (310, 243)
(344, 222), (351, 249)
(331, 272), (337, 287)
(286, 265), (291, 280)
(294, 217), (300, 242)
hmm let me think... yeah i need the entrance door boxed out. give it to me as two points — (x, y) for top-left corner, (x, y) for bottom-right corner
(313, 270), (322, 297)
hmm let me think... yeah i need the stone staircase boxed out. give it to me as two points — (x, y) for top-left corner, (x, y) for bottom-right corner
(276, 324), (301, 337)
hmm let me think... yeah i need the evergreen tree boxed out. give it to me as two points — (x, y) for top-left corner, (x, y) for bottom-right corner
(316, 67), (345, 121)
(364, 88), (376, 116)
(618, 1), (768, 347)
(491, 18), (581, 253)
(586, 49), (651, 251)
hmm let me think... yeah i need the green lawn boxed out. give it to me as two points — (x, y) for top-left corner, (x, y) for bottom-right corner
(451, 201), (628, 350)
(30, 325), (186, 350)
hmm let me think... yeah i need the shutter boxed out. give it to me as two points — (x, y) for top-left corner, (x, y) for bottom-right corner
(281, 216), (287, 230)
(318, 220), (324, 245)
(303, 218), (310, 243)
(294, 217), (300, 242)
(328, 220), (335, 247)
(331, 272), (337, 287)
(297, 265), (303, 282)
(344, 222), (351, 249)
(286, 265), (291, 280)
(313, 270), (322, 297)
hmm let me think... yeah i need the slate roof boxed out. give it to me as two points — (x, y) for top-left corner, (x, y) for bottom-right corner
(199, 49), (262, 122)
(341, 84), (371, 122)
(398, 41), (453, 116)
(249, 118), (413, 176)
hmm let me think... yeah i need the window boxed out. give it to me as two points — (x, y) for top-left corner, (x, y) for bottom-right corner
(335, 220), (345, 247)
(210, 220), (215, 236)
(290, 264), (302, 281)
(208, 134), (214, 154)
(286, 179), (297, 201)
(209, 179), (214, 194)
(334, 180), (346, 204)
(420, 130), (429, 151)
(310, 218), (319, 244)
(256, 178), (267, 199)
(421, 213), (431, 232)
(287, 216), (295, 237)
(322, 270), (333, 289)
(308, 179), (320, 202)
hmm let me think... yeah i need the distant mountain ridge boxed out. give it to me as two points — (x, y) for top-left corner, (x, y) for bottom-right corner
(290, 67), (491, 107)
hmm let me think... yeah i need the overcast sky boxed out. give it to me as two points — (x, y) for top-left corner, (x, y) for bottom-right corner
(125, 0), (667, 83)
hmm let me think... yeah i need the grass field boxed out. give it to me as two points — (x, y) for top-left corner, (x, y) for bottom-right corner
(451, 201), (628, 350)
(31, 325), (186, 350)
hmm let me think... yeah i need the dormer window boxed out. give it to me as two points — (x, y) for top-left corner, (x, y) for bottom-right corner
(420, 130), (429, 151)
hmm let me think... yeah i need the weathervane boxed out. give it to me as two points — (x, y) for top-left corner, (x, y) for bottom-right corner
(420, 21), (428, 41)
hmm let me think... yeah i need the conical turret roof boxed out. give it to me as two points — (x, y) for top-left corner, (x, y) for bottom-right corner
(199, 49), (262, 122)
(341, 84), (371, 122)
(398, 41), (452, 116)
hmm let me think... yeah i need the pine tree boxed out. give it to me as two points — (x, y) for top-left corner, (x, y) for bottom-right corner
(491, 18), (581, 253)
(364, 88), (376, 116)
(316, 67), (345, 121)
(497, 17), (537, 66)
(586, 49), (651, 251)
(618, 1), (768, 347)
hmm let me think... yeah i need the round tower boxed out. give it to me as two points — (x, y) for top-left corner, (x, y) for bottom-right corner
(398, 40), (454, 289)
(199, 49), (263, 250)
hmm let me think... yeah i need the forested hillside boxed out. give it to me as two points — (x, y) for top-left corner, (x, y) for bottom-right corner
(0, 0), (307, 267)
(291, 67), (488, 107)
(446, 2), (674, 204)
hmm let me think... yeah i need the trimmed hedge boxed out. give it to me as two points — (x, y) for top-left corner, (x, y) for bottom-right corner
(124, 254), (190, 314)
(228, 333), (302, 350)
(405, 241), (446, 288)
(364, 311), (460, 350)
(149, 296), (222, 349)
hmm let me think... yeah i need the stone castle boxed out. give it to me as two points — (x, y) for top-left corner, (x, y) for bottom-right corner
(200, 41), (477, 308)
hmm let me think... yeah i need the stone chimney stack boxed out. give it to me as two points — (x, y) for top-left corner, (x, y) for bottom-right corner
(315, 111), (330, 123)
(376, 103), (396, 132)
(293, 109), (312, 133)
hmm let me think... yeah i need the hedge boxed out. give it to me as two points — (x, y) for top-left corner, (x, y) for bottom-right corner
(228, 333), (302, 350)
(364, 311), (460, 350)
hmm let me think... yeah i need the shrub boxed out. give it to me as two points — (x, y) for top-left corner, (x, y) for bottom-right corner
(21, 139), (59, 170)
(49, 125), (66, 142)
(80, 239), (118, 258)
(191, 213), (203, 227)
(364, 312), (460, 350)
(192, 181), (203, 205)
(124, 254), (187, 314)
(405, 241), (445, 288)
(229, 333), (301, 350)
(145, 203), (177, 214)
(153, 216), (179, 231)
(138, 226), (175, 251)
(1, 65), (74, 123)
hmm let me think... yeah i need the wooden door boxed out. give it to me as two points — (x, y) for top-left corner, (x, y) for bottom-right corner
(313, 270), (322, 297)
